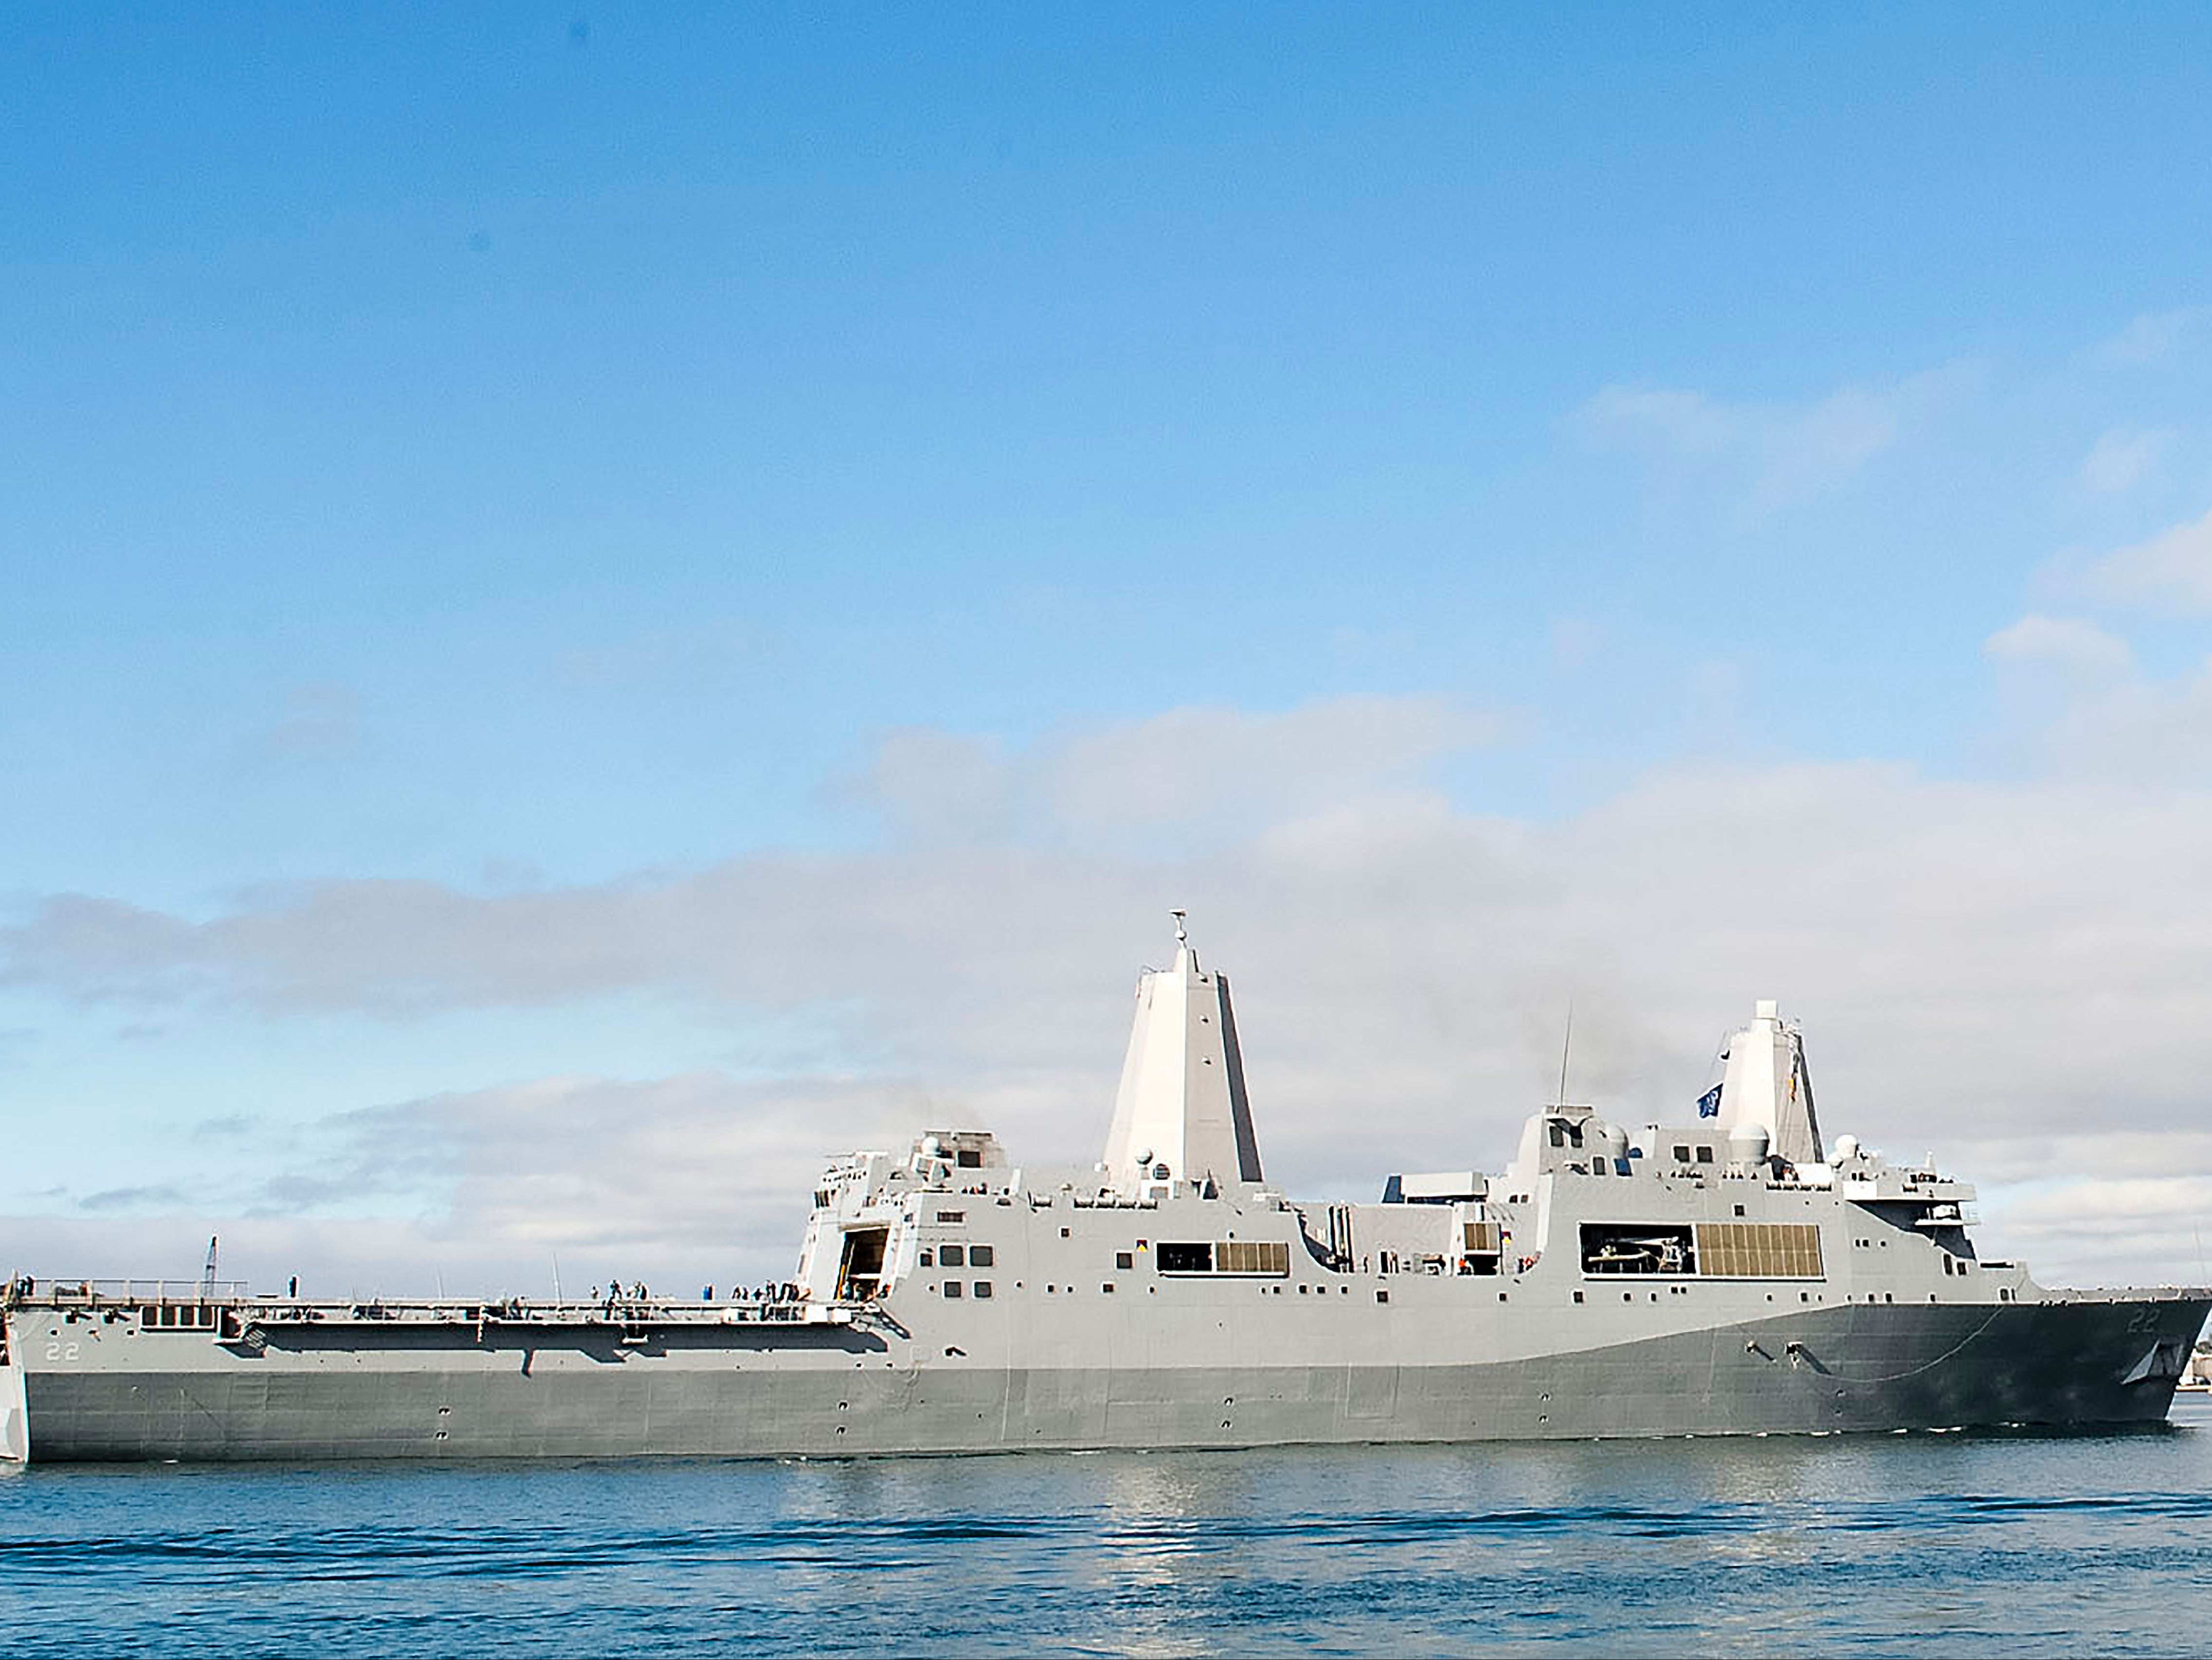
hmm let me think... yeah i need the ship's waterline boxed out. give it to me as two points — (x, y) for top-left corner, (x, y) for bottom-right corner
(5, 924), (2204, 1462)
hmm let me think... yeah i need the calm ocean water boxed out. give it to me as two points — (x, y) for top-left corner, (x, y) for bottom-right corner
(9, 1399), (2212, 1656)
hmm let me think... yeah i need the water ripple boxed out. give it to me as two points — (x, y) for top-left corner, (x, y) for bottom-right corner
(11, 1417), (2212, 1655)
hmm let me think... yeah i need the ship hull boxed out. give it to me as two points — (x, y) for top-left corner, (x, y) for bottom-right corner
(8, 1295), (2203, 1463)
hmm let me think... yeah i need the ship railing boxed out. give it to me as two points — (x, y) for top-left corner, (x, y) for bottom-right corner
(232, 1295), (864, 1328)
(6, 1280), (873, 1327)
(15, 1278), (257, 1307)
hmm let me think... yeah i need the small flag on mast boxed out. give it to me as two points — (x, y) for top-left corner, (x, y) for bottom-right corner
(1695, 1084), (1723, 1118)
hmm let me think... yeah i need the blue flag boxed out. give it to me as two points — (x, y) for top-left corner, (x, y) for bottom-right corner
(1695, 1084), (1723, 1118)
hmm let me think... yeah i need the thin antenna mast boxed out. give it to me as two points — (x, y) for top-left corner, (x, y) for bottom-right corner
(1556, 1002), (1575, 1108)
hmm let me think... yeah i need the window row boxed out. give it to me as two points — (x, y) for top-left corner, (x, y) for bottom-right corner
(140, 1304), (218, 1329)
(920, 1244), (994, 1268)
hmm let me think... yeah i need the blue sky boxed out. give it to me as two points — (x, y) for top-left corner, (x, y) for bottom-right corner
(7, 7), (2212, 1291)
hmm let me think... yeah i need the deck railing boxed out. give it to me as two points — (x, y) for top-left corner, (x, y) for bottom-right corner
(5, 1277), (857, 1328)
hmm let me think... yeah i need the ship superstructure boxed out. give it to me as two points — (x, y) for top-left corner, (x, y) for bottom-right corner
(4, 926), (2204, 1462)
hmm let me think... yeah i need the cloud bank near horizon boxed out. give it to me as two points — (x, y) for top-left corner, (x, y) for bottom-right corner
(9, 671), (2212, 1293)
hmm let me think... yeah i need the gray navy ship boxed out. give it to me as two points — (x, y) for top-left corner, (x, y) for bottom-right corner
(5, 923), (2206, 1462)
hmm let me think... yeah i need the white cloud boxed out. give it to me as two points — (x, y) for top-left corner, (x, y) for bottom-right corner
(1984, 1175), (2212, 1290)
(1573, 364), (1973, 519)
(13, 746), (2212, 1289)
(2083, 505), (2212, 609)
(2034, 655), (2212, 780)
(1576, 384), (1737, 455)
(2093, 305), (2208, 366)
(2078, 427), (2175, 493)
(1982, 615), (2133, 675)
(836, 695), (1499, 841)
(847, 726), (1014, 841)
(1745, 384), (1899, 515)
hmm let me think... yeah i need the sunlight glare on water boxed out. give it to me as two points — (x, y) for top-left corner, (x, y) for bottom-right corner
(7, 1399), (2212, 1656)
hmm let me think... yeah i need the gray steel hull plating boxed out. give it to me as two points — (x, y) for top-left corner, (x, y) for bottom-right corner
(12, 1297), (2201, 1463)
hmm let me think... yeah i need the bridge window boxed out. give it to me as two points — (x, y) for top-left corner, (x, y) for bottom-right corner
(940, 1245), (965, 1268)
(968, 1245), (994, 1268)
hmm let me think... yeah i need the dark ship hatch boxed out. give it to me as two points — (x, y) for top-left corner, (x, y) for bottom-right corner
(1580, 1223), (1697, 1276)
(835, 1227), (889, 1300)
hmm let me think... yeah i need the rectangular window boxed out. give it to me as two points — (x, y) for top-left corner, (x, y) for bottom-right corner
(1462, 1222), (1500, 1254)
(968, 1245), (994, 1268)
(1695, 1146), (1714, 1164)
(1102, 1283), (1115, 1294)
(957, 1149), (983, 1168)
(943, 1281), (962, 1298)
(1116, 1251), (1134, 1270)
(940, 1244), (965, 1267)
(1672, 1145), (1691, 1162)
(937, 1210), (965, 1223)
(918, 1250), (934, 1268)
(973, 1281), (993, 1299)
(1157, 1242), (1214, 1273)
